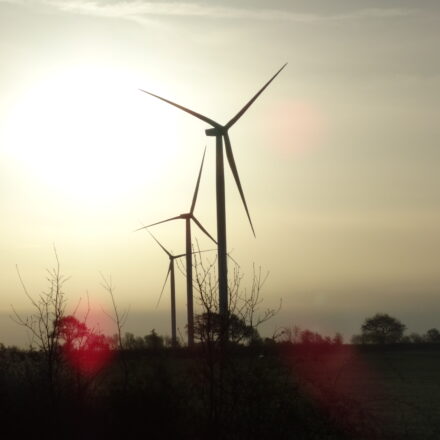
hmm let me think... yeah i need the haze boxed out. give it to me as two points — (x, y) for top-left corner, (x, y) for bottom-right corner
(1, 0), (439, 346)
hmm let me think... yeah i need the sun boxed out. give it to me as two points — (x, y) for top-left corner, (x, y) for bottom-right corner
(3, 64), (181, 204)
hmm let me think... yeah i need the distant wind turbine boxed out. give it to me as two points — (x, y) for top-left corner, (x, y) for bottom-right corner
(147, 230), (186, 348)
(140, 63), (287, 338)
(137, 148), (216, 347)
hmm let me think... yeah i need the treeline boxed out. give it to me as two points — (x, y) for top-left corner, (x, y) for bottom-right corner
(351, 313), (440, 345)
(2, 313), (440, 353)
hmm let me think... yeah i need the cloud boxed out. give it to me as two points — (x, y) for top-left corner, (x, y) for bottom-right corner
(1, 0), (417, 23)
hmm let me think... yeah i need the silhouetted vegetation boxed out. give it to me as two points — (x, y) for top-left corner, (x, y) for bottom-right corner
(351, 312), (440, 346)
(4, 256), (440, 439)
(2, 327), (440, 439)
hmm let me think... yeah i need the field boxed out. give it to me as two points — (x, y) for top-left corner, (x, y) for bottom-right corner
(341, 346), (440, 439)
(282, 344), (440, 439)
(1, 344), (439, 439)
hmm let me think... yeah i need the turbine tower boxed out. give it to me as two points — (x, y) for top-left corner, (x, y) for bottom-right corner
(148, 230), (186, 348)
(140, 64), (287, 340)
(137, 148), (216, 347)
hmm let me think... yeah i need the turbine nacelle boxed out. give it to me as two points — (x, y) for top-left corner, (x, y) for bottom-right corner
(205, 127), (225, 137)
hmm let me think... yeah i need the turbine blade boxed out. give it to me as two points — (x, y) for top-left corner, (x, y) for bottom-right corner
(139, 89), (220, 128)
(175, 248), (217, 260)
(135, 215), (182, 231)
(225, 63), (287, 129)
(191, 215), (217, 244)
(190, 147), (207, 214)
(156, 264), (171, 308)
(198, 249), (216, 254)
(192, 249), (217, 256)
(224, 133), (256, 237)
(227, 253), (240, 267)
(147, 229), (172, 257)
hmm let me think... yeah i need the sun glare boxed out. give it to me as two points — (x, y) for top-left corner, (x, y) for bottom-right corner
(3, 65), (181, 203)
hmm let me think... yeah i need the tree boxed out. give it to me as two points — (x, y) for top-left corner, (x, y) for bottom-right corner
(333, 333), (343, 345)
(360, 313), (406, 344)
(188, 250), (280, 429)
(350, 334), (365, 345)
(58, 315), (114, 376)
(11, 248), (67, 390)
(194, 312), (259, 345)
(408, 332), (423, 344)
(425, 328), (440, 343)
(144, 329), (164, 350)
(57, 315), (88, 351)
(190, 251), (279, 346)
(122, 332), (145, 350)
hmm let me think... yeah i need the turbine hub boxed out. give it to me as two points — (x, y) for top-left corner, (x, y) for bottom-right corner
(205, 127), (224, 137)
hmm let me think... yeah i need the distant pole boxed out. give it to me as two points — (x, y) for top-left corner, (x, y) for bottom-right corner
(170, 261), (177, 347)
(185, 218), (195, 347)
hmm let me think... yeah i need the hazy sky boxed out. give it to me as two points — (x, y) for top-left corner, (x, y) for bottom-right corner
(1, 0), (439, 345)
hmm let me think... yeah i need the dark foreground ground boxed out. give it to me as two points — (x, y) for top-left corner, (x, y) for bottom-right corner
(1, 344), (439, 439)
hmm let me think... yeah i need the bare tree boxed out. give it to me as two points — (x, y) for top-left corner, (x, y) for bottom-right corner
(101, 274), (129, 387)
(188, 247), (281, 428)
(191, 249), (279, 345)
(11, 247), (68, 391)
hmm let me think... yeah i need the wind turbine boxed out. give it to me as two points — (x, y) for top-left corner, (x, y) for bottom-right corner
(140, 64), (287, 339)
(137, 148), (216, 347)
(148, 230), (186, 348)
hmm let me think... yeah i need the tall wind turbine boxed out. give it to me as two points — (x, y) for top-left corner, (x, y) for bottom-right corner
(148, 230), (186, 348)
(137, 148), (216, 347)
(140, 64), (287, 337)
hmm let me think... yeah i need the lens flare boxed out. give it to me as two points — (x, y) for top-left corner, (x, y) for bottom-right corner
(265, 100), (327, 155)
(279, 332), (379, 436)
(58, 315), (115, 375)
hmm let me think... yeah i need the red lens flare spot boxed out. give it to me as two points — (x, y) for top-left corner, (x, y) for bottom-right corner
(58, 315), (115, 375)
(280, 335), (378, 436)
(265, 100), (328, 156)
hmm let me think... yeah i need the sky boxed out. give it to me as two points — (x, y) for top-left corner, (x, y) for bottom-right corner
(0, 0), (439, 346)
